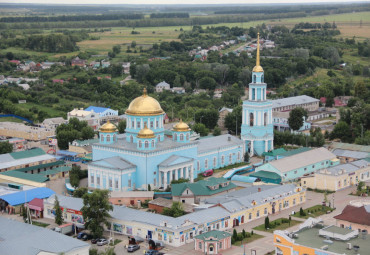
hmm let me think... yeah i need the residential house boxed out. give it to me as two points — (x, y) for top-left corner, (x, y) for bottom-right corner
(170, 87), (185, 94)
(67, 108), (100, 131)
(149, 197), (194, 213)
(334, 203), (370, 232)
(218, 107), (233, 129)
(271, 95), (320, 112)
(332, 148), (369, 163)
(156, 81), (171, 92)
(41, 117), (68, 130)
(122, 62), (131, 74)
(71, 57), (86, 67)
(109, 191), (154, 207)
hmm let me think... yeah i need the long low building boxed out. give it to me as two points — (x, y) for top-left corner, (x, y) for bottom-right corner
(255, 147), (339, 182)
(44, 184), (305, 247)
(301, 160), (370, 191)
(0, 217), (90, 255)
(0, 121), (55, 141)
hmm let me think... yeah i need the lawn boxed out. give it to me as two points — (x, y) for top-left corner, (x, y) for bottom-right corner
(32, 221), (50, 228)
(253, 218), (301, 233)
(233, 233), (264, 246)
(0, 116), (24, 123)
(17, 102), (65, 118)
(293, 205), (334, 219)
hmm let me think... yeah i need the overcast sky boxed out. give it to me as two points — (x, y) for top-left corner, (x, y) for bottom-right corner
(6, 0), (370, 5)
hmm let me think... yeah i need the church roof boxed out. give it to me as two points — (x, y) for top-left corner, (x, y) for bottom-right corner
(159, 155), (194, 167)
(90, 156), (135, 171)
(197, 134), (243, 154)
(125, 88), (164, 116)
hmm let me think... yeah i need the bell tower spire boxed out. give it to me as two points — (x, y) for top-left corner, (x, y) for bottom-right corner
(252, 32), (264, 73)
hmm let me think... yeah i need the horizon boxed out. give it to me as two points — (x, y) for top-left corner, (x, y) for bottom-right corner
(4, 0), (370, 6)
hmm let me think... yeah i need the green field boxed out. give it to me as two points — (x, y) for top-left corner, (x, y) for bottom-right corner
(0, 117), (24, 123)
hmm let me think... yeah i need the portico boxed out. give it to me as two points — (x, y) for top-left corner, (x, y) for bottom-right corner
(158, 155), (194, 189)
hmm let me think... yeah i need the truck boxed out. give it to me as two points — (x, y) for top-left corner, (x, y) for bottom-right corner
(54, 223), (74, 235)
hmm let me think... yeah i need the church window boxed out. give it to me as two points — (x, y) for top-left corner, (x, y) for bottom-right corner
(250, 113), (254, 126)
(213, 157), (217, 167)
(139, 140), (142, 148)
(261, 74), (264, 83)
(151, 140), (155, 147)
(180, 134), (184, 141)
(174, 133), (177, 140)
(100, 134), (104, 142)
(128, 179), (131, 187)
(238, 152), (241, 161)
(264, 112), (267, 126)
(90, 174), (94, 184)
(205, 159), (208, 169)
(150, 121), (154, 128)
(145, 141), (149, 148)
(253, 74), (256, 83)
(97, 176), (100, 185)
(221, 155), (225, 165)
(113, 134), (116, 142)
(109, 178), (112, 188)
(137, 120), (140, 128)
(131, 121), (134, 128)
(229, 153), (232, 164)
(115, 179), (119, 189)
(106, 135), (111, 142)
(156, 120), (159, 128)
(186, 133), (189, 140)
(130, 135), (133, 143)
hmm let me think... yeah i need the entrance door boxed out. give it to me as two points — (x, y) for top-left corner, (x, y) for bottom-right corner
(148, 230), (152, 239)
(272, 202), (276, 214)
(209, 244), (215, 254)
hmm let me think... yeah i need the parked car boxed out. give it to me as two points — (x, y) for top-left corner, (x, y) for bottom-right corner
(97, 238), (109, 246)
(127, 244), (140, 252)
(202, 169), (213, 177)
(82, 233), (93, 241)
(91, 238), (99, 244)
(145, 250), (164, 255)
(77, 232), (86, 239)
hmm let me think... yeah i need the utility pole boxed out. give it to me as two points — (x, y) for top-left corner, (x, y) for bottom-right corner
(236, 115), (238, 137)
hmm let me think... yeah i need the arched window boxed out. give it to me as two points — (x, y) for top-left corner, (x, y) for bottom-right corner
(186, 133), (189, 140)
(100, 134), (104, 142)
(145, 141), (149, 148)
(229, 153), (232, 164)
(150, 121), (154, 128)
(213, 157), (217, 167)
(180, 134), (184, 141)
(221, 155), (225, 165)
(261, 74), (264, 83)
(197, 161), (200, 171)
(151, 140), (155, 147)
(238, 152), (241, 161)
(250, 113), (254, 126)
(253, 74), (256, 83)
(205, 159), (208, 169)
(264, 112), (267, 126)
(106, 135), (111, 142)
(138, 140), (142, 148)
(136, 120), (140, 129)
(131, 120), (134, 128)
(113, 134), (116, 142)
(174, 133), (177, 140)
(130, 135), (133, 143)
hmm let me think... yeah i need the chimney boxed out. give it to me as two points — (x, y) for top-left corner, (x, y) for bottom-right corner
(258, 187), (261, 192)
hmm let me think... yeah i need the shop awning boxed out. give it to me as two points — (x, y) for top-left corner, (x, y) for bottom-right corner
(27, 198), (43, 211)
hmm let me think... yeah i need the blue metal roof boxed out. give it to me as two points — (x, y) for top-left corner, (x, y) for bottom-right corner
(57, 150), (78, 156)
(230, 175), (258, 183)
(85, 106), (110, 113)
(0, 187), (55, 206)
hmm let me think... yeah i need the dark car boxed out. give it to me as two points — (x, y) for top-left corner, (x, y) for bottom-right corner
(82, 233), (93, 241)
(91, 238), (99, 244)
(127, 244), (140, 252)
(145, 250), (164, 255)
(77, 232), (86, 239)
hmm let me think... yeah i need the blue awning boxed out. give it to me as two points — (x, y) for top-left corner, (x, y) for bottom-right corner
(57, 150), (78, 156)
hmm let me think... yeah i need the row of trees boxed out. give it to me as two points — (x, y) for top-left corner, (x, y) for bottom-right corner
(56, 118), (95, 149)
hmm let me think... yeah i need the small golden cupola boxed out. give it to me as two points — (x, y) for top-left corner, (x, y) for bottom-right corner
(99, 120), (118, 133)
(137, 123), (155, 139)
(173, 119), (191, 132)
(252, 32), (264, 73)
(125, 88), (165, 116)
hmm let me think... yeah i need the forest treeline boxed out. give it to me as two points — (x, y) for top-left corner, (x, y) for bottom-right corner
(150, 13), (189, 19)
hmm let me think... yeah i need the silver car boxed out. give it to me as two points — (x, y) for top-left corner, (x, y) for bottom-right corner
(97, 238), (108, 246)
(127, 244), (140, 252)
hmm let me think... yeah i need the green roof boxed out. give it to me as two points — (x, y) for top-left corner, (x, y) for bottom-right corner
(263, 148), (287, 157)
(9, 148), (46, 159)
(278, 147), (312, 157)
(172, 177), (236, 196)
(250, 170), (281, 180)
(0, 171), (48, 183)
(40, 166), (71, 176)
(364, 157), (370, 162)
(15, 160), (66, 173)
(195, 230), (232, 241)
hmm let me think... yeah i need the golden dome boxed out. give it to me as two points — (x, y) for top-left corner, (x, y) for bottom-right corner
(137, 124), (155, 139)
(100, 120), (117, 133)
(173, 119), (191, 132)
(252, 32), (264, 73)
(125, 88), (164, 116)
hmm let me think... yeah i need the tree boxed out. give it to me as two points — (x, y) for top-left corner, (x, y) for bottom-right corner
(357, 181), (365, 191)
(20, 204), (27, 222)
(192, 123), (209, 137)
(264, 216), (270, 229)
(199, 76), (217, 90)
(81, 126), (95, 140)
(213, 126), (221, 136)
(232, 229), (238, 242)
(194, 109), (219, 130)
(325, 97), (334, 107)
(54, 196), (63, 225)
(117, 120), (126, 134)
(299, 207), (305, 216)
(131, 41), (137, 48)
(0, 141), (13, 154)
(82, 190), (113, 238)
(330, 121), (351, 142)
(242, 229), (246, 238)
(73, 187), (88, 198)
(288, 107), (307, 131)
(162, 202), (186, 217)
(224, 105), (242, 135)
(112, 45), (121, 55)
(69, 165), (87, 188)
(244, 152), (250, 163)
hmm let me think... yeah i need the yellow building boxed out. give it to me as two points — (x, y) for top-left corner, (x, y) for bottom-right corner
(0, 122), (55, 141)
(301, 160), (370, 191)
(274, 218), (370, 255)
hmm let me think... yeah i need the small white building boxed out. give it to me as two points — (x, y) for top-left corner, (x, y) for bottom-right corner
(67, 108), (100, 131)
(171, 87), (185, 94)
(42, 117), (68, 130)
(156, 81), (171, 92)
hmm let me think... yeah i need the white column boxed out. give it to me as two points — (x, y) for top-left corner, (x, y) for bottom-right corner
(250, 141), (254, 156)
(271, 139), (274, 150)
(169, 170), (173, 184)
(180, 168), (183, 178)
(190, 166), (194, 183)
(159, 172), (162, 188)
(163, 172), (167, 189)
(185, 167), (189, 179)
(265, 140), (268, 152)
(175, 168), (178, 180)
(254, 111), (256, 126)
(140, 118), (143, 129)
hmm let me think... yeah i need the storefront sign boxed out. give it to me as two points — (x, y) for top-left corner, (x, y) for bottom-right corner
(60, 207), (82, 215)
(206, 216), (230, 226)
(155, 228), (174, 235)
(180, 227), (195, 235)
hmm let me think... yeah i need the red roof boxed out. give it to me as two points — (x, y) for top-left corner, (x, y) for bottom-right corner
(28, 198), (43, 211)
(334, 205), (370, 226)
(320, 97), (326, 104)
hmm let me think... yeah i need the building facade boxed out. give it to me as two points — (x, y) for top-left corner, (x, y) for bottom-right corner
(88, 89), (244, 191)
(241, 33), (274, 156)
(334, 204), (370, 233)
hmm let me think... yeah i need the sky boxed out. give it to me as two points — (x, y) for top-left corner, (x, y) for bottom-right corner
(6, 0), (370, 5)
